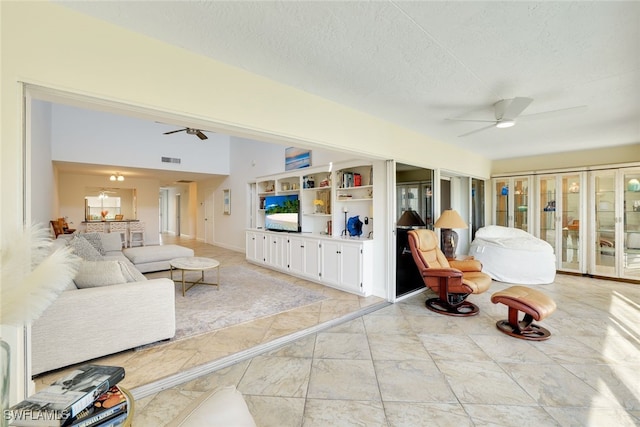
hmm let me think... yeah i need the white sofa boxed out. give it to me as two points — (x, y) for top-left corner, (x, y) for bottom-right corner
(31, 233), (192, 375)
(469, 225), (556, 285)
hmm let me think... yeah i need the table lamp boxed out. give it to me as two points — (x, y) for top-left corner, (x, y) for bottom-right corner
(434, 209), (468, 259)
(397, 209), (426, 228)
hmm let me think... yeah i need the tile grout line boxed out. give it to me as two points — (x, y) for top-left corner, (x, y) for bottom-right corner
(130, 301), (391, 400)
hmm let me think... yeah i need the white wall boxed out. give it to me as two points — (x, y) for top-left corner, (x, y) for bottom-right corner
(51, 103), (231, 175)
(30, 100), (55, 227)
(211, 136), (356, 251)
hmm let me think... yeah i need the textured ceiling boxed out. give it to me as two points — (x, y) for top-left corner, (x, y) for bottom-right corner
(55, 1), (640, 160)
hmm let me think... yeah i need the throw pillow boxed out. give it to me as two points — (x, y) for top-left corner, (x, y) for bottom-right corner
(101, 232), (124, 253)
(74, 260), (126, 288)
(118, 261), (147, 282)
(81, 232), (106, 255)
(68, 236), (103, 261)
(166, 386), (256, 427)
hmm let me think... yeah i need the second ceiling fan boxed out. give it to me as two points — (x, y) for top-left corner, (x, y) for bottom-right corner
(447, 97), (586, 137)
(163, 127), (209, 140)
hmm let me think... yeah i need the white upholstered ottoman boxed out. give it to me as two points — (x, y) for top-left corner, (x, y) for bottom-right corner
(123, 244), (194, 273)
(166, 386), (256, 427)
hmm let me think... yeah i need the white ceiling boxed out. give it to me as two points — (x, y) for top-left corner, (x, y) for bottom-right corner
(56, 1), (640, 160)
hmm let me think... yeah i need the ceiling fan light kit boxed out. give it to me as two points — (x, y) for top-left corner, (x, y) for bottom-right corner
(495, 120), (515, 129)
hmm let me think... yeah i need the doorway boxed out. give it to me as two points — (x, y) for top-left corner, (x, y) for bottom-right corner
(204, 190), (214, 244)
(395, 164), (435, 298)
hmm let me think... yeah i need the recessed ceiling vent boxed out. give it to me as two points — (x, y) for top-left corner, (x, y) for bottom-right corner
(176, 180), (194, 183)
(161, 156), (181, 164)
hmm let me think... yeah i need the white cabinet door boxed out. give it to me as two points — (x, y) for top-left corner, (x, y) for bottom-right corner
(289, 236), (321, 280)
(320, 240), (364, 293)
(289, 235), (306, 276)
(304, 239), (321, 280)
(339, 242), (363, 293)
(536, 172), (586, 274)
(245, 231), (266, 264)
(320, 240), (342, 286)
(622, 169), (640, 280)
(266, 234), (289, 270)
(493, 176), (532, 232)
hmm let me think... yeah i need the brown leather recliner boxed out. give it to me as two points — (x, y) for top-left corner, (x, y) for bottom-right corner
(407, 229), (492, 316)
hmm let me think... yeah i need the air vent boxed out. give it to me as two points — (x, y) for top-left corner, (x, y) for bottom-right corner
(176, 180), (194, 183)
(161, 156), (181, 164)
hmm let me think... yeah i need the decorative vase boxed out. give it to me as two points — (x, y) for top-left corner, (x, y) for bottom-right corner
(1, 338), (9, 427)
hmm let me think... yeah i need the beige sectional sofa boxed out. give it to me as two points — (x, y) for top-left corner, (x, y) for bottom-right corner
(31, 233), (193, 375)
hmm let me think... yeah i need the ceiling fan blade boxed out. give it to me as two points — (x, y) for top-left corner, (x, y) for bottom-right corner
(445, 118), (498, 123)
(163, 128), (187, 135)
(458, 123), (496, 137)
(519, 105), (588, 120)
(502, 97), (533, 119)
(195, 130), (208, 140)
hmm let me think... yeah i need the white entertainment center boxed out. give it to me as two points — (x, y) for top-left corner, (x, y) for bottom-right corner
(246, 160), (378, 296)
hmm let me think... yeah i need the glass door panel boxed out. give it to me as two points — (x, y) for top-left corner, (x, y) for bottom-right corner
(623, 171), (640, 279)
(593, 172), (617, 276)
(538, 176), (556, 249)
(495, 179), (509, 227)
(471, 178), (485, 240)
(561, 174), (581, 270)
(513, 177), (529, 230)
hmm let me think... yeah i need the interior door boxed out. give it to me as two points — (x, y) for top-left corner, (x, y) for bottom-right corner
(204, 191), (214, 244)
(175, 194), (181, 237)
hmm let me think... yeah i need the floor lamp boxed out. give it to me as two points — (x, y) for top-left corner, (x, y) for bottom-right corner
(434, 209), (468, 259)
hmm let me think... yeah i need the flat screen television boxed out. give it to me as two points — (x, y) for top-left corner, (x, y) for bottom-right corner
(264, 195), (300, 232)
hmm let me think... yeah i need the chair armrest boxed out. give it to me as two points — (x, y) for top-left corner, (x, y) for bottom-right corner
(449, 259), (483, 272)
(420, 268), (463, 278)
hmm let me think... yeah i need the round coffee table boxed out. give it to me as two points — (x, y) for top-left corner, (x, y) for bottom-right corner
(170, 257), (220, 296)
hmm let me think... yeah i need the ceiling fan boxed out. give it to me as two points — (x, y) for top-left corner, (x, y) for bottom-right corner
(447, 97), (587, 137)
(163, 127), (209, 140)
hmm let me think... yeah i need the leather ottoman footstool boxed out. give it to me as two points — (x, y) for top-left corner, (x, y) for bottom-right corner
(490, 285), (557, 341)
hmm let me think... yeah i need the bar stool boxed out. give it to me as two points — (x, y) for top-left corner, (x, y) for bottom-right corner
(129, 222), (145, 247)
(109, 221), (128, 248)
(85, 222), (106, 233)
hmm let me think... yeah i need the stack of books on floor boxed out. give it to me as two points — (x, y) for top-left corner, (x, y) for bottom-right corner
(7, 364), (130, 427)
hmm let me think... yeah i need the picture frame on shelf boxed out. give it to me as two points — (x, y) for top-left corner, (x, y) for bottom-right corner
(223, 189), (231, 215)
(285, 147), (312, 171)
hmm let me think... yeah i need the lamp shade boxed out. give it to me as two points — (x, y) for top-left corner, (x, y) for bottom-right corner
(434, 209), (467, 229)
(397, 209), (425, 227)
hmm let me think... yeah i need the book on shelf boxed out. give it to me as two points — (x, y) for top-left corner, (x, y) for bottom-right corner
(67, 385), (128, 427)
(7, 364), (125, 427)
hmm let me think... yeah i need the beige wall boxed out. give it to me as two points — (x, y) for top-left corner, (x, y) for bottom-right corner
(492, 144), (640, 175)
(57, 173), (163, 245)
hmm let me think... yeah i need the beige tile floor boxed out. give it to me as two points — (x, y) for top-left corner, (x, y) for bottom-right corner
(34, 236), (640, 426)
(132, 267), (640, 426)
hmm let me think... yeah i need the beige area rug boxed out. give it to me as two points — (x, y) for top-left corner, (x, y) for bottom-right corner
(143, 265), (329, 346)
